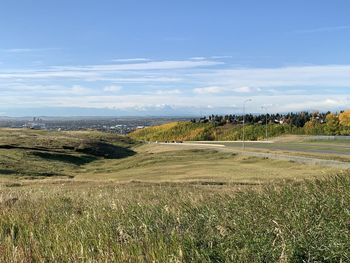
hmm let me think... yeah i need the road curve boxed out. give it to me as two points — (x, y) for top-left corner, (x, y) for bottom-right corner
(155, 142), (350, 169)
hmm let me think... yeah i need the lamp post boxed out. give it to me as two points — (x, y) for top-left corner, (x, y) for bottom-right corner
(242, 99), (252, 150)
(261, 106), (268, 141)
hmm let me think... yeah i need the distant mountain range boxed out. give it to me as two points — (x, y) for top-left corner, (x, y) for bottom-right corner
(0, 105), (346, 118)
(0, 105), (238, 118)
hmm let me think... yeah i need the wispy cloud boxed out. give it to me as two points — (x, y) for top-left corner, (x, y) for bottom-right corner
(103, 85), (122, 92)
(190, 57), (207, 60)
(52, 59), (223, 72)
(195, 65), (350, 88)
(193, 86), (224, 94)
(155, 89), (182, 95)
(2, 48), (35, 53)
(111, 58), (151, 62)
(70, 85), (93, 95)
(1, 58), (350, 114)
(210, 55), (232, 59)
(0, 59), (223, 81)
(294, 25), (350, 34)
(0, 48), (61, 53)
(1, 92), (349, 114)
(194, 86), (258, 94)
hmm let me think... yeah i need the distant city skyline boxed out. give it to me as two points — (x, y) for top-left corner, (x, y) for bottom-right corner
(0, 0), (349, 116)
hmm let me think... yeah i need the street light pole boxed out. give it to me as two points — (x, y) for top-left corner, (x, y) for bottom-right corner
(242, 99), (252, 150)
(261, 106), (268, 141)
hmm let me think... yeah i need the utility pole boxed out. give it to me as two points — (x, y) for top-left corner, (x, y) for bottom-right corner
(261, 106), (269, 141)
(242, 99), (252, 150)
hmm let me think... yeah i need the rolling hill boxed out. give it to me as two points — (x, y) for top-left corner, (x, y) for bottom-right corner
(129, 121), (301, 141)
(0, 129), (137, 178)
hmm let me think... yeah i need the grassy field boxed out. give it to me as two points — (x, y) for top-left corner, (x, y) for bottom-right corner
(1, 174), (350, 262)
(184, 135), (350, 163)
(0, 128), (349, 262)
(220, 140), (350, 156)
(76, 144), (339, 183)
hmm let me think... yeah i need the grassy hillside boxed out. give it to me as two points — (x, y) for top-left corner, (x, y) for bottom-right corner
(77, 144), (339, 183)
(129, 121), (304, 141)
(0, 128), (348, 261)
(0, 129), (137, 178)
(0, 128), (338, 182)
(129, 122), (215, 141)
(0, 174), (349, 262)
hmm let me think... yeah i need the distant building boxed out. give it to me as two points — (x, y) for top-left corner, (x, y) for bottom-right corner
(23, 117), (47, 130)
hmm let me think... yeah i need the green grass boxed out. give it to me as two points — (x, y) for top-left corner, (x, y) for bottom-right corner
(0, 128), (349, 261)
(77, 146), (338, 183)
(0, 129), (137, 178)
(189, 139), (350, 162)
(0, 128), (338, 182)
(0, 174), (349, 262)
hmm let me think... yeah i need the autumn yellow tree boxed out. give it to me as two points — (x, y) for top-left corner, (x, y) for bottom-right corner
(339, 109), (350, 127)
(325, 113), (340, 135)
(339, 109), (350, 135)
(304, 118), (324, 135)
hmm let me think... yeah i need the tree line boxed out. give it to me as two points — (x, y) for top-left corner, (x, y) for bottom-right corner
(191, 109), (350, 136)
(130, 110), (350, 142)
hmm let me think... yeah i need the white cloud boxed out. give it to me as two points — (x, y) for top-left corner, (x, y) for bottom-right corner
(190, 57), (207, 60)
(70, 85), (93, 95)
(3, 63), (350, 92)
(195, 65), (350, 88)
(234, 86), (253, 93)
(1, 48), (35, 53)
(111, 58), (150, 62)
(193, 86), (256, 94)
(103, 85), (122, 92)
(0, 59), (223, 81)
(211, 55), (232, 59)
(194, 86), (224, 94)
(0, 48), (61, 53)
(0, 84), (93, 96)
(155, 89), (181, 95)
(89, 76), (182, 83)
(1, 93), (348, 114)
(52, 60), (223, 72)
(1, 59), (350, 114)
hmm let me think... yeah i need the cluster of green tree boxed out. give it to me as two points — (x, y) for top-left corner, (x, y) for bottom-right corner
(306, 110), (350, 135)
(130, 110), (350, 141)
(192, 111), (328, 128)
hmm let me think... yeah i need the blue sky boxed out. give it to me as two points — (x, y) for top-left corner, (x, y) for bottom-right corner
(0, 0), (350, 116)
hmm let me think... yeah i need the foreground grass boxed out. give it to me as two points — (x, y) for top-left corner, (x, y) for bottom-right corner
(0, 174), (350, 262)
(0, 129), (349, 261)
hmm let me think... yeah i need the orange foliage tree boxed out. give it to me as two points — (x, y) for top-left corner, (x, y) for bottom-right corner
(339, 109), (350, 127)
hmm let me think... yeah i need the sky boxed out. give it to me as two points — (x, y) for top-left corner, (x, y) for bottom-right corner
(0, 0), (350, 116)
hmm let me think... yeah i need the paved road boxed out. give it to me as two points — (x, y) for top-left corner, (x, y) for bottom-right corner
(157, 142), (350, 169)
(193, 141), (350, 156)
(239, 151), (350, 169)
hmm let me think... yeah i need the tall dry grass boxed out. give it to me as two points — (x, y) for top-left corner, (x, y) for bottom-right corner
(0, 174), (349, 262)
